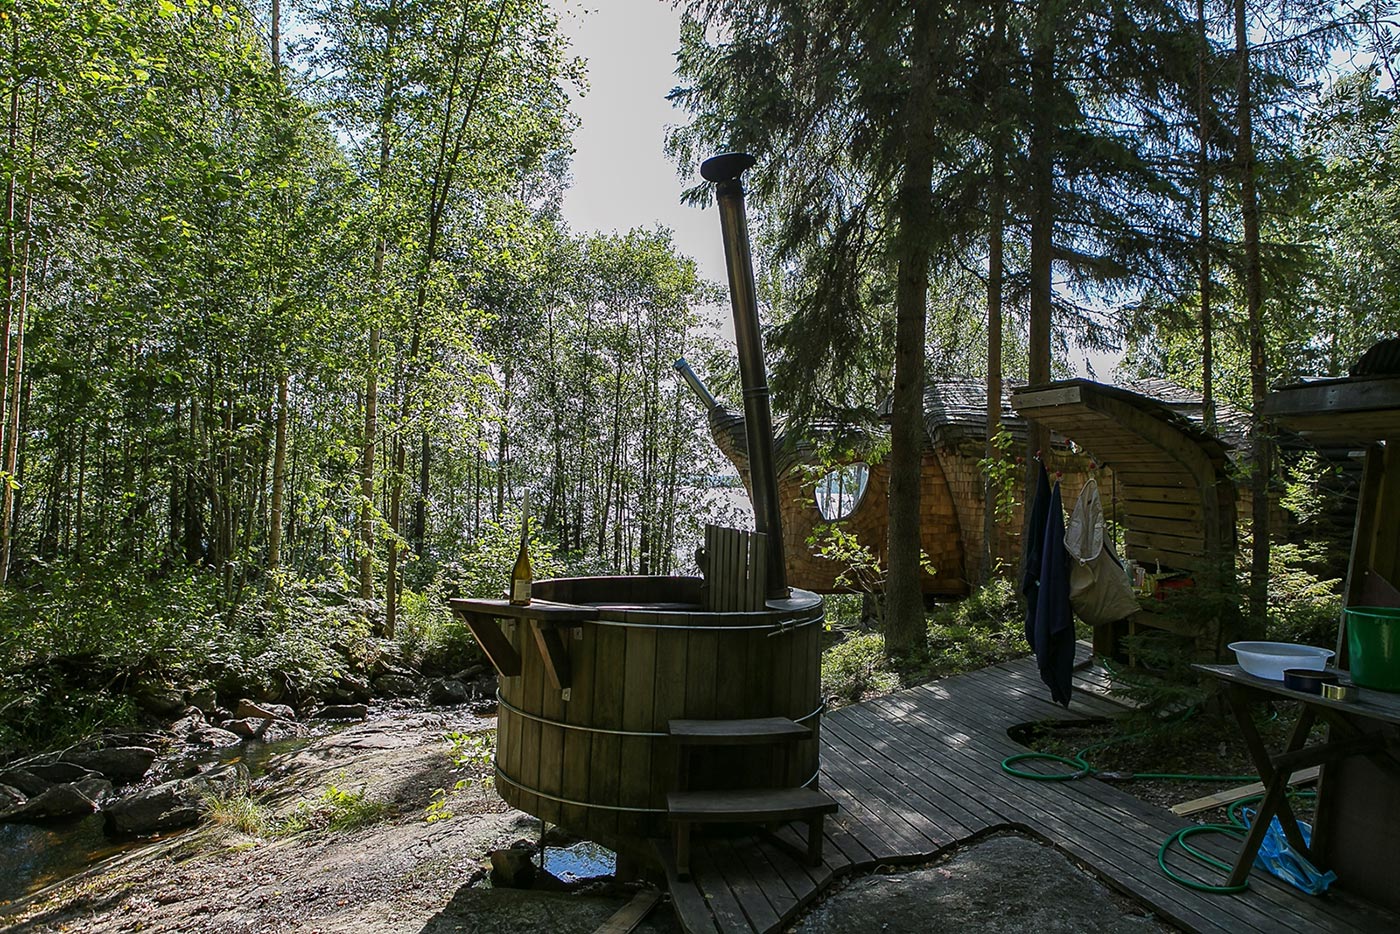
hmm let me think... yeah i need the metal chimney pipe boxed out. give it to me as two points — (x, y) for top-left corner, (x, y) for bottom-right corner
(700, 152), (789, 600)
(673, 357), (720, 411)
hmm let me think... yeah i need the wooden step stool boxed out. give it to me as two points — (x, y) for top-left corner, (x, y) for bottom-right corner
(666, 716), (836, 878)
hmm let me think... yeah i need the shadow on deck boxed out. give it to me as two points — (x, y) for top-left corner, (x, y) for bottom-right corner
(661, 645), (1397, 933)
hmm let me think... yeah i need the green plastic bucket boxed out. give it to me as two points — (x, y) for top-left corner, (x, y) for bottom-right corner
(1345, 606), (1400, 692)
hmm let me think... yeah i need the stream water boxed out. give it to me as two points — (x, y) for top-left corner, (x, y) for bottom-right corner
(0, 727), (336, 907)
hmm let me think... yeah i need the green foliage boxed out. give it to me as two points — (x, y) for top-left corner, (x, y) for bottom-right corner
(976, 428), (1020, 526)
(821, 633), (900, 707)
(204, 783), (388, 840)
(0, 562), (370, 752)
(810, 524), (885, 594)
(425, 729), (495, 823)
(280, 785), (389, 835)
(395, 580), (483, 675)
(1266, 542), (1342, 649)
(923, 578), (1025, 677)
(442, 507), (560, 600)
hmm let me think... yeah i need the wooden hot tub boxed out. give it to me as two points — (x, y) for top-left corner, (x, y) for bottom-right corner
(450, 575), (824, 853)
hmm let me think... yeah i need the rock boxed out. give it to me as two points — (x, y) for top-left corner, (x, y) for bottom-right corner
(373, 673), (420, 697)
(188, 726), (243, 749)
(2, 777), (112, 822)
(135, 685), (187, 718)
(26, 761), (98, 784)
(452, 664), (487, 682)
(187, 689), (218, 712)
(224, 718), (267, 739)
(470, 696), (499, 717)
(61, 746), (158, 783)
(104, 763), (248, 837)
(224, 718), (304, 742)
(311, 703), (369, 721)
(327, 673), (372, 703)
(0, 783), (26, 812)
(169, 710), (207, 737)
(0, 767), (51, 797)
(427, 678), (470, 706)
(234, 699), (295, 721)
(489, 847), (538, 889)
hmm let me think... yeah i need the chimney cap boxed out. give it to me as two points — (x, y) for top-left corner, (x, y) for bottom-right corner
(700, 152), (756, 183)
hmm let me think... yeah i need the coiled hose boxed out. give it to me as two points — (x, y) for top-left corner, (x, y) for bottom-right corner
(1000, 711), (1311, 893)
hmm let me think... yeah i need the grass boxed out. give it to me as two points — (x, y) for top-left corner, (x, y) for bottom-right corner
(203, 784), (390, 840)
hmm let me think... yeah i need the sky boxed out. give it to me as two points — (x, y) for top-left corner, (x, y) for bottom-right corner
(548, 0), (1118, 378)
(549, 0), (729, 286)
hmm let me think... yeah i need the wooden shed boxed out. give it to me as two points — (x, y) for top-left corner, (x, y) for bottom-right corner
(1011, 379), (1243, 655)
(693, 379), (1102, 598)
(1262, 366), (1400, 658)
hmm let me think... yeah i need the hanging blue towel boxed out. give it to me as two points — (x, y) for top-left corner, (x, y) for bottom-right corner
(1034, 481), (1075, 706)
(1020, 463), (1052, 650)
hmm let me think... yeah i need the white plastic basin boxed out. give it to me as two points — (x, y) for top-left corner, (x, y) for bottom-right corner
(1228, 641), (1334, 681)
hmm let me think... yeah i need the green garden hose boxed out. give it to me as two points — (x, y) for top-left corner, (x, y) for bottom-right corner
(1156, 791), (1318, 893)
(1000, 711), (1312, 893)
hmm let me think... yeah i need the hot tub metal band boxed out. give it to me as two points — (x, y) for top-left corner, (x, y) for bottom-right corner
(492, 762), (825, 815)
(494, 690), (826, 738)
(520, 614), (823, 634)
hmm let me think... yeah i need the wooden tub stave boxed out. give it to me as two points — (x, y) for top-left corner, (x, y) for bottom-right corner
(488, 577), (824, 850)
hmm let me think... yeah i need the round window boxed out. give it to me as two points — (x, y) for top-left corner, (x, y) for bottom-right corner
(815, 463), (870, 521)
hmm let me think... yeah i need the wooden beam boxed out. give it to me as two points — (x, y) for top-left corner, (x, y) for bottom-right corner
(592, 888), (662, 934)
(455, 611), (522, 678)
(531, 620), (572, 691)
(1011, 384), (1085, 411)
(1169, 767), (1321, 817)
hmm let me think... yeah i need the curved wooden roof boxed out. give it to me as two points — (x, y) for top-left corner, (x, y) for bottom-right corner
(1011, 379), (1237, 574)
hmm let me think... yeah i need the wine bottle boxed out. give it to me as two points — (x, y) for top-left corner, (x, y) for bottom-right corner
(509, 492), (532, 605)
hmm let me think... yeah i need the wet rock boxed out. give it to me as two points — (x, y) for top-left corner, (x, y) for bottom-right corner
(234, 699), (295, 721)
(0, 767), (50, 797)
(169, 710), (207, 737)
(188, 726), (243, 749)
(61, 746), (158, 784)
(26, 761), (98, 784)
(428, 678), (470, 706)
(311, 703), (369, 721)
(225, 718), (269, 739)
(489, 847), (537, 889)
(225, 718), (304, 742)
(373, 673), (420, 697)
(2, 777), (112, 822)
(104, 763), (248, 837)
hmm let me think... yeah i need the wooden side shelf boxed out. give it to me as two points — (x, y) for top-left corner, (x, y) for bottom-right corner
(668, 717), (811, 746)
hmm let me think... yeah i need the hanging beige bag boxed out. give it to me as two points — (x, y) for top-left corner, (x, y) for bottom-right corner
(1064, 478), (1140, 626)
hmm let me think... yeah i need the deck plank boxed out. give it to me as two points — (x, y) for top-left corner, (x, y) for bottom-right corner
(671, 647), (1395, 934)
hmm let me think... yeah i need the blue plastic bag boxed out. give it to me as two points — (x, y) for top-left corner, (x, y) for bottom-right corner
(1245, 810), (1338, 896)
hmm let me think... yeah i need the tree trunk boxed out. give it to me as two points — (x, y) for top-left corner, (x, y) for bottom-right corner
(269, 371), (288, 569)
(982, 1), (1008, 585)
(884, 2), (940, 658)
(1198, 0), (1216, 432)
(1236, 0), (1269, 631)
(1025, 2), (1055, 504)
(0, 84), (35, 582)
(360, 16), (397, 601)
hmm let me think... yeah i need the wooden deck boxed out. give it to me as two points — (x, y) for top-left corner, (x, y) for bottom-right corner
(662, 647), (1398, 933)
